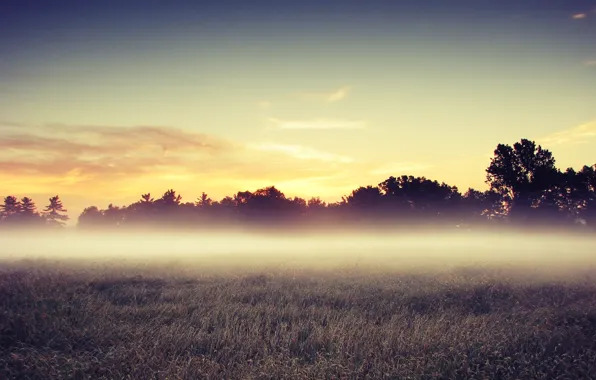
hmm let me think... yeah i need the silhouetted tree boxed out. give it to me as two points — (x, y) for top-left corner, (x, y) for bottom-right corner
(211, 196), (237, 223)
(141, 193), (154, 203)
(152, 189), (183, 225)
(344, 186), (386, 223)
(126, 193), (157, 225)
(219, 196), (236, 208)
(378, 176), (414, 213)
(196, 192), (212, 207)
(562, 165), (596, 225)
(460, 188), (505, 223)
(378, 175), (460, 220)
(288, 196), (308, 218)
(307, 197), (326, 210)
(19, 197), (36, 215)
(43, 195), (69, 227)
(486, 139), (559, 222)
(103, 204), (126, 227)
(158, 189), (182, 207)
(233, 191), (250, 205)
(77, 206), (105, 228)
(346, 186), (384, 209)
(578, 165), (596, 226)
(0, 196), (21, 224)
(243, 186), (291, 221)
(19, 197), (42, 225)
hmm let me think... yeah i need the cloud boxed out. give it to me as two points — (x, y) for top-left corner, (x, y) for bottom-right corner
(247, 143), (354, 163)
(571, 5), (596, 20)
(369, 162), (434, 176)
(326, 86), (351, 103)
(584, 60), (596, 67)
(300, 86), (352, 103)
(0, 122), (368, 202)
(0, 124), (233, 185)
(268, 118), (366, 130)
(539, 120), (596, 146)
(46, 124), (229, 152)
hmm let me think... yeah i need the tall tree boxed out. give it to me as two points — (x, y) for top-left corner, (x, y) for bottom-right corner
(153, 189), (183, 225)
(1, 196), (20, 215)
(158, 189), (182, 207)
(196, 192), (212, 207)
(128, 193), (156, 224)
(43, 195), (69, 227)
(20, 197), (37, 215)
(0, 196), (21, 223)
(140, 193), (154, 204)
(19, 197), (41, 225)
(486, 139), (559, 220)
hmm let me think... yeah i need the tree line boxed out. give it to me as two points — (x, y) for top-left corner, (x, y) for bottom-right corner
(0, 195), (69, 228)
(1, 138), (595, 231)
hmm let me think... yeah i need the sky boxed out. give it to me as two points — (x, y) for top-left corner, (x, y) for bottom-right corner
(1, 0), (596, 220)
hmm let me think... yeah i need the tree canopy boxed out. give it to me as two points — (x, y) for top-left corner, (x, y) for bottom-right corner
(1, 138), (595, 232)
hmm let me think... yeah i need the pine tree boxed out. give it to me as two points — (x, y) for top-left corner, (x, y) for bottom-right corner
(160, 189), (182, 206)
(43, 195), (69, 227)
(195, 192), (212, 207)
(20, 197), (38, 215)
(0, 196), (21, 223)
(141, 193), (154, 203)
(19, 197), (41, 225)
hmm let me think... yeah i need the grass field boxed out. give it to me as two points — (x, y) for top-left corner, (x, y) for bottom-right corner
(2, 255), (596, 380)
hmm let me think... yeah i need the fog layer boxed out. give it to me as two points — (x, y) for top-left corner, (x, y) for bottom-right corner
(1, 230), (594, 274)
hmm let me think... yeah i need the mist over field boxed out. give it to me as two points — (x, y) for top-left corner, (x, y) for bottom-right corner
(1, 230), (595, 275)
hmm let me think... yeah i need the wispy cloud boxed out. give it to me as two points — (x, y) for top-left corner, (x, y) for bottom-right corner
(300, 86), (352, 103)
(572, 13), (587, 19)
(268, 118), (366, 130)
(369, 162), (434, 176)
(539, 120), (596, 146)
(46, 124), (228, 152)
(584, 60), (596, 67)
(0, 124), (230, 184)
(248, 143), (354, 163)
(326, 86), (351, 103)
(0, 122), (366, 200)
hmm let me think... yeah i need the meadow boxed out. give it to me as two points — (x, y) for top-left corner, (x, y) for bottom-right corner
(2, 232), (596, 379)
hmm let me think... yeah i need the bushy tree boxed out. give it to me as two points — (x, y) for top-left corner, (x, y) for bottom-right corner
(486, 139), (559, 220)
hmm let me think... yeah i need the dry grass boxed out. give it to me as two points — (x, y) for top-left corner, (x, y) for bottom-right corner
(1, 260), (596, 379)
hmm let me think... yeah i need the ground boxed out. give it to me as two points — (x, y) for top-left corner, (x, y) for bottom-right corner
(1, 259), (596, 379)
